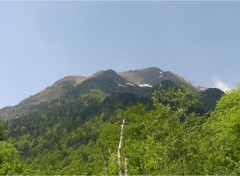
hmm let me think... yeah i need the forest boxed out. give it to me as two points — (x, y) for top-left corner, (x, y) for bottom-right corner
(0, 84), (240, 175)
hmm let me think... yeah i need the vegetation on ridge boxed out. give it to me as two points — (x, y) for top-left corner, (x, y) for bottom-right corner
(0, 82), (239, 175)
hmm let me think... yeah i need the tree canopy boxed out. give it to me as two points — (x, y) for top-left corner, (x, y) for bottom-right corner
(1, 85), (239, 175)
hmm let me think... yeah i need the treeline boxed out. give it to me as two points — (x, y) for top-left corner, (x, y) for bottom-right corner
(0, 85), (239, 175)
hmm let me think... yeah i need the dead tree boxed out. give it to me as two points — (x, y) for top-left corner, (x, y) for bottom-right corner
(118, 119), (126, 176)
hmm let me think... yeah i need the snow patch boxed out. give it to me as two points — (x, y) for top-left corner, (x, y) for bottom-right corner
(118, 84), (127, 87)
(159, 72), (164, 78)
(199, 87), (207, 91)
(139, 84), (152, 88)
(125, 83), (134, 86)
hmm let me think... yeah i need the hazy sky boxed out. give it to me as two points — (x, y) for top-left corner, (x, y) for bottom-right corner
(0, 1), (240, 108)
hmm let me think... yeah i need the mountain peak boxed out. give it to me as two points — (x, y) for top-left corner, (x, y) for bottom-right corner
(90, 69), (127, 86)
(119, 67), (164, 86)
(91, 69), (118, 78)
(119, 67), (198, 91)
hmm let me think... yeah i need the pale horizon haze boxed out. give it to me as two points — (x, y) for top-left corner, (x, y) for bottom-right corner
(0, 1), (240, 108)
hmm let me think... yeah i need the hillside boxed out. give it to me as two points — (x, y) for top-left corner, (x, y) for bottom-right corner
(0, 67), (230, 175)
(0, 76), (87, 120)
(0, 67), (212, 120)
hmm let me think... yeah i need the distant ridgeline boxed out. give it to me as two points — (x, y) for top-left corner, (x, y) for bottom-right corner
(1, 67), (230, 175)
(0, 67), (222, 120)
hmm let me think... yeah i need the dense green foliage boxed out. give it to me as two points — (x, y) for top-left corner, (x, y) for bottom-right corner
(1, 84), (239, 175)
(0, 141), (27, 175)
(0, 121), (29, 175)
(0, 121), (4, 141)
(201, 87), (240, 174)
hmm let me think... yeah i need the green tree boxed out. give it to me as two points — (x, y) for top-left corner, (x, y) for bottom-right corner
(0, 120), (5, 141)
(0, 120), (32, 175)
(119, 86), (204, 175)
(202, 87), (240, 174)
(0, 141), (26, 175)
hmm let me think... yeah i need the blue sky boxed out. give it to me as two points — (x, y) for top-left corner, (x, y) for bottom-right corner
(0, 1), (239, 108)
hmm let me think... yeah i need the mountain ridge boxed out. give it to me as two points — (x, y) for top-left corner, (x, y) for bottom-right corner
(0, 67), (215, 120)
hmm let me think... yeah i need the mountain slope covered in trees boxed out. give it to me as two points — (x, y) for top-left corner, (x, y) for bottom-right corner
(1, 67), (239, 175)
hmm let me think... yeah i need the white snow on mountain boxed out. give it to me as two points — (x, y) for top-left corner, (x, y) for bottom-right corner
(125, 83), (135, 86)
(139, 84), (152, 88)
(159, 72), (163, 78)
(118, 84), (127, 87)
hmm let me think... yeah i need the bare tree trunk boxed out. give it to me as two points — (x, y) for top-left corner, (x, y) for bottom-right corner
(125, 155), (129, 176)
(118, 119), (126, 176)
(100, 143), (109, 176)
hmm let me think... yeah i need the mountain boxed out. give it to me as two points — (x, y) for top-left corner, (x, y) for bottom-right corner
(0, 67), (226, 175)
(198, 88), (225, 113)
(119, 67), (198, 91)
(0, 67), (220, 120)
(20, 76), (87, 106)
(0, 76), (87, 119)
